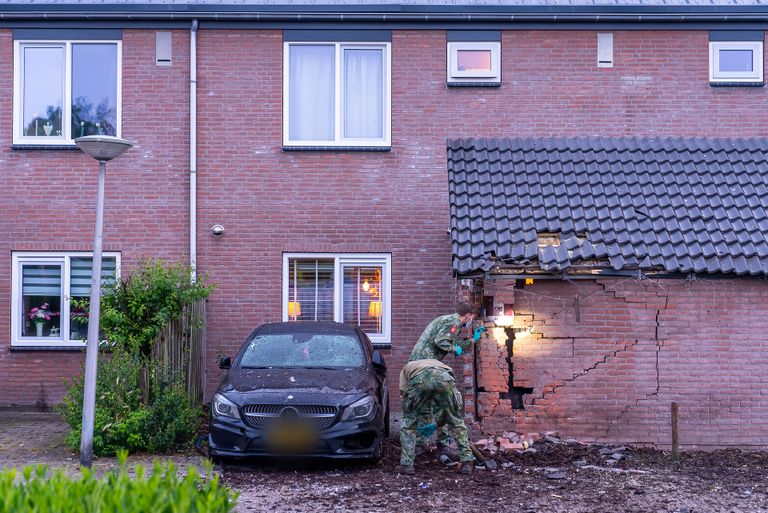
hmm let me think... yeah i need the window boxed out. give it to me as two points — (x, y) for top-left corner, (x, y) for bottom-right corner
(11, 253), (119, 347)
(283, 42), (391, 147)
(283, 254), (391, 345)
(13, 40), (121, 145)
(447, 42), (501, 84)
(709, 41), (763, 84)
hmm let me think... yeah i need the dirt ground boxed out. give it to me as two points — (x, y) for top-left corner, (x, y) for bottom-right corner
(1, 412), (767, 513)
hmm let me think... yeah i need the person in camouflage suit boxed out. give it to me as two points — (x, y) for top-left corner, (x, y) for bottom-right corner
(409, 302), (475, 362)
(408, 302), (476, 453)
(396, 359), (475, 475)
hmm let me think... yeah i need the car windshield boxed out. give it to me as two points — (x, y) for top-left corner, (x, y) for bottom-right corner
(238, 333), (365, 368)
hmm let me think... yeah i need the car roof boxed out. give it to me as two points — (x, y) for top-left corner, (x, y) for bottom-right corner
(254, 321), (360, 336)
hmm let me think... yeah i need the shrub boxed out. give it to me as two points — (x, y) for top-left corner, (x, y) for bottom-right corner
(0, 455), (237, 513)
(100, 259), (213, 357)
(59, 351), (202, 457)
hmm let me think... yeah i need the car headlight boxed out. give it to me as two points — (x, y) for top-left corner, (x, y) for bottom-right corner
(341, 395), (376, 422)
(212, 393), (240, 420)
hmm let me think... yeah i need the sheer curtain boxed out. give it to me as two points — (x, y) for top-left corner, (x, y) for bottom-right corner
(343, 48), (383, 139)
(289, 45), (335, 141)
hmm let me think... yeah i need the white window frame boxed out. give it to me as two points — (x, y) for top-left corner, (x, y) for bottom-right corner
(282, 253), (392, 346)
(709, 41), (763, 83)
(13, 40), (123, 145)
(282, 42), (392, 148)
(447, 41), (501, 83)
(11, 252), (121, 348)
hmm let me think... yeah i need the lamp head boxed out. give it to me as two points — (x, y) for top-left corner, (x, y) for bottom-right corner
(75, 135), (133, 162)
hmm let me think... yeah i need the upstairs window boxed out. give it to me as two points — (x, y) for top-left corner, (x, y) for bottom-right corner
(283, 41), (391, 147)
(447, 42), (501, 84)
(13, 40), (121, 145)
(283, 254), (391, 345)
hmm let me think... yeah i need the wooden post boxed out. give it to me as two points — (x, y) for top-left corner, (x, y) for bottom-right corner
(671, 402), (679, 459)
(138, 366), (150, 405)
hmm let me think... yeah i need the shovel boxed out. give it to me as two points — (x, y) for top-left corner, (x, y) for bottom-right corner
(470, 442), (498, 470)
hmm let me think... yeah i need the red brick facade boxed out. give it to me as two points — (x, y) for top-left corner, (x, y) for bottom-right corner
(2, 26), (767, 449)
(471, 278), (768, 448)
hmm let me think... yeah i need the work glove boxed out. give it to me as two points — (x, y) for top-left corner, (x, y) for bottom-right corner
(454, 345), (463, 356)
(417, 423), (437, 437)
(472, 326), (485, 341)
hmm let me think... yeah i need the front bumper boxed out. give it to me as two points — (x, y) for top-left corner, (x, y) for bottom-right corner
(209, 415), (383, 460)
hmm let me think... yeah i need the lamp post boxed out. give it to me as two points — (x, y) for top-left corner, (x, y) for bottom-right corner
(74, 135), (133, 468)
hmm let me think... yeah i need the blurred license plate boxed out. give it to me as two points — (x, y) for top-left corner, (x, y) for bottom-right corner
(266, 423), (317, 452)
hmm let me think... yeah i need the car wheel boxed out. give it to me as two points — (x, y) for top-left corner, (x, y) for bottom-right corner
(383, 404), (391, 439)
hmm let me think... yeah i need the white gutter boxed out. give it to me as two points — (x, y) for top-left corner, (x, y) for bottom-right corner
(190, 19), (198, 283)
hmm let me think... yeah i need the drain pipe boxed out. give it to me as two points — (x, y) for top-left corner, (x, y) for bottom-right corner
(189, 19), (198, 282)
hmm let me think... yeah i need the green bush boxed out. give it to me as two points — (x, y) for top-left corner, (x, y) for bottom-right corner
(100, 259), (213, 357)
(0, 455), (237, 513)
(59, 351), (202, 456)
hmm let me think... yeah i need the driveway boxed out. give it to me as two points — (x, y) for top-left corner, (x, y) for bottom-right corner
(1, 411), (767, 513)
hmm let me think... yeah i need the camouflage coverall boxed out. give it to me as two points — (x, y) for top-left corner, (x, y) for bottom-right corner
(399, 360), (474, 466)
(409, 313), (473, 448)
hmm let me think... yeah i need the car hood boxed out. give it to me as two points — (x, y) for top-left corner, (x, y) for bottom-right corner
(220, 366), (375, 405)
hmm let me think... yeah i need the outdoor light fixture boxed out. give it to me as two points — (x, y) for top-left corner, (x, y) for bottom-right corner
(74, 135), (133, 469)
(211, 224), (225, 237)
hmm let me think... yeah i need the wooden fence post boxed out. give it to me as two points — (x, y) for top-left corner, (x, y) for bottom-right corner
(671, 401), (679, 460)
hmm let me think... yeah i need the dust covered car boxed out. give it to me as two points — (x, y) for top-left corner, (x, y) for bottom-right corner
(209, 321), (389, 461)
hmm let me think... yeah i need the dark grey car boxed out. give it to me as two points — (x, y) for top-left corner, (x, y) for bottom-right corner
(209, 321), (389, 461)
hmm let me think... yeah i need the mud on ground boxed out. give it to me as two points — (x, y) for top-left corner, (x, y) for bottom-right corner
(1, 413), (766, 513)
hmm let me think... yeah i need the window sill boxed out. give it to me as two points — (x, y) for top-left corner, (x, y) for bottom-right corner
(12, 144), (80, 151)
(282, 145), (391, 152)
(709, 81), (764, 87)
(447, 82), (501, 88)
(10, 345), (85, 352)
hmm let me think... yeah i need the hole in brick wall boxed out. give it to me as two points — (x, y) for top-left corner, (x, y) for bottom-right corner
(498, 326), (533, 410)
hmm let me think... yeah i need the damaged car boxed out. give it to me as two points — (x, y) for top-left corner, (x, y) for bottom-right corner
(209, 321), (389, 462)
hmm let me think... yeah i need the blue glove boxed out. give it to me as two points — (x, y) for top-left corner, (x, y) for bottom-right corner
(473, 326), (485, 341)
(417, 423), (437, 437)
(455, 345), (463, 356)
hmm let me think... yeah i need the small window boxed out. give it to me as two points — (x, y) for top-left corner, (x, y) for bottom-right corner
(13, 40), (122, 145)
(283, 42), (391, 147)
(283, 254), (391, 345)
(709, 41), (763, 84)
(447, 42), (501, 84)
(11, 252), (120, 348)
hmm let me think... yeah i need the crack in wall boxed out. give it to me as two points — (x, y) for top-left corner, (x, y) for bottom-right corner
(533, 338), (641, 405)
(600, 286), (671, 441)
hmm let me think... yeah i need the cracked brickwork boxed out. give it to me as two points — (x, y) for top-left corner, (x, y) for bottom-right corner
(469, 277), (768, 449)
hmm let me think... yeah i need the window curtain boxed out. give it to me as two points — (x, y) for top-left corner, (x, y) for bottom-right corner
(289, 45), (335, 141)
(343, 49), (383, 139)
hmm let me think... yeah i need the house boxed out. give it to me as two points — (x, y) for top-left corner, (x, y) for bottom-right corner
(1, 0), (767, 448)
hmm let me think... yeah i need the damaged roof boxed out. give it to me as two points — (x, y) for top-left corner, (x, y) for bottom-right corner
(448, 137), (768, 277)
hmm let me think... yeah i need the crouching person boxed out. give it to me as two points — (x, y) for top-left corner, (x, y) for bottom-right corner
(396, 359), (475, 475)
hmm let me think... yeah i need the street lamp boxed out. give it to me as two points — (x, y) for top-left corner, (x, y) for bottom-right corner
(74, 135), (133, 468)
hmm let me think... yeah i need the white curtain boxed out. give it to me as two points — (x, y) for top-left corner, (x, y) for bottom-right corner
(343, 49), (383, 139)
(289, 45), (335, 141)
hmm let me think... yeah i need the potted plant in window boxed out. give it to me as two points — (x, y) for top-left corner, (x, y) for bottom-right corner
(28, 303), (58, 337)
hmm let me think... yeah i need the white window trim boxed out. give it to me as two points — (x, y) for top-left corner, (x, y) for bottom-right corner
(13, 40), (123, 146)
(709, 41), (763, 83)
(282, 42), (392, 148)
(11, 252), (121, 348)
(282, 253), (392, 346)
(447, 41), (501, 83)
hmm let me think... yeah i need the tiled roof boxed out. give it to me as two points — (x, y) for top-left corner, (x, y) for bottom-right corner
(448, 137), (768, 276)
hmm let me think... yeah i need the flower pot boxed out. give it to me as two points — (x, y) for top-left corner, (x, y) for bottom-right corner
(35, 322), (44, 337)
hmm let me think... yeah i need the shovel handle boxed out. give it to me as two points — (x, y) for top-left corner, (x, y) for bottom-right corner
(470, 443), (487, 463)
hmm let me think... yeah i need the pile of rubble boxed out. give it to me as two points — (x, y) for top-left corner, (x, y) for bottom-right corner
(474, 431), (633, 464)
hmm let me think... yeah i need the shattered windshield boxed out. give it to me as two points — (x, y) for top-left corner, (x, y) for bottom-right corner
(238, 333), (365, 368)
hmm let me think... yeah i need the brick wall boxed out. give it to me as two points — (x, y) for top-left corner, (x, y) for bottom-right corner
(2, 27), (767, 409)
(472, 278), (768, 449)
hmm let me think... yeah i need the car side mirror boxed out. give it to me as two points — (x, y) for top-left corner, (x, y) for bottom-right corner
(219, 356), (231, 369)
(372, 351), (386, 372)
